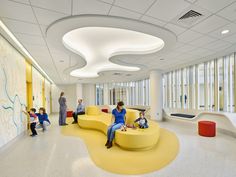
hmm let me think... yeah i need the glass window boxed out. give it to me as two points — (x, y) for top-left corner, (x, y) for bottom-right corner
(97, 78), (150, 106)
(198, 64), (205, 110)
(218, 58), (224, 111)
(162, 52), (235, 113)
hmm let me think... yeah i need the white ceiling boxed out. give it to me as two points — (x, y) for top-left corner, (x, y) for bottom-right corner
(0, 0), (236, 84)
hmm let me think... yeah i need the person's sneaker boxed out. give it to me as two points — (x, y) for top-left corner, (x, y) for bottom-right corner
(62, 123), (68, 126)
(30, 134), (37, 137)
(72, 121), (77, 124)
(107, 142), (112, 149)
(105, 140), (109, 146)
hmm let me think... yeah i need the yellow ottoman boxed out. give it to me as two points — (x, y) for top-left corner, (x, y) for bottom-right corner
(78, 106), (160, 150)
(125, 109), (139, 125)
(86, 105), (101, 115)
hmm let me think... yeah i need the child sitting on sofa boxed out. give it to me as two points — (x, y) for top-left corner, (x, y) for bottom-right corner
(134, 111), (149, 129)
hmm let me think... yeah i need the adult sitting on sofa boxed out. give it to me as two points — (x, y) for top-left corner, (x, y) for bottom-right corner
(72, 99), (85, 124)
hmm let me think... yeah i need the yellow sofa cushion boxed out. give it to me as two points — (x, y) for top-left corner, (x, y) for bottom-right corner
(86, 105), (101, 115)
(78, 107), (160, 150)
(125, 109), (139, 125)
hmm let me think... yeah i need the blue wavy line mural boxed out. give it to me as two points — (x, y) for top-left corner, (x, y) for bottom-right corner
(1, 65), (26, 134)
(0, 34), (27, 148)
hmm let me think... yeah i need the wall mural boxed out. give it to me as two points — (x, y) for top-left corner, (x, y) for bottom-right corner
(0, 35), (27, 148)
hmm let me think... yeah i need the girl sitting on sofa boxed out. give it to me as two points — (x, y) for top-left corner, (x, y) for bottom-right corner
(134, 111), (149, 129)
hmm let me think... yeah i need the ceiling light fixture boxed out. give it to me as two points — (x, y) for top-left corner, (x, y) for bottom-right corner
(0, 20), (54, 83)
(63, 27), (164, 78)
(59, 60), (64, 62)
(221, 29), (229, 34)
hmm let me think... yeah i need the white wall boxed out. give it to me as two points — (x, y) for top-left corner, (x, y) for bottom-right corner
(51, 84), (76, 113)
(82, 84), (96, 106)
(51, 84), (62, 113)
(76, 83), (83, 100)
(51, 83), (96, 112)
(0, 35), (27, 148)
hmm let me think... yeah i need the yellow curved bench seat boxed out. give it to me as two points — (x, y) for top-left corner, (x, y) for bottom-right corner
(115, 122), (160, 150)
(78, 106), (160, 150)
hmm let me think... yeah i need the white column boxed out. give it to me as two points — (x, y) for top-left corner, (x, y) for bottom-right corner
(103, 83), (109, 105)
(150, 70), (163, 121)
(76, 83), (83, 100)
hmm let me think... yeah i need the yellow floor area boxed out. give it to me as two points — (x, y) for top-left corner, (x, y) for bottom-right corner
(61, 119), (179, 175)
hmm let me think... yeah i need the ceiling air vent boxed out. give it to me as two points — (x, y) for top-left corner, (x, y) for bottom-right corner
(171, 7), (208, 27)
(179, 10), (202, 20)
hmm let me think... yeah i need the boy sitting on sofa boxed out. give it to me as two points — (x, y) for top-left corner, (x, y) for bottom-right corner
(134, 111), (149, 129)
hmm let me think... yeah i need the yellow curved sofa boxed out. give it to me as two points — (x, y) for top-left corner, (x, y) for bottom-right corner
(78, 106), (160, 150)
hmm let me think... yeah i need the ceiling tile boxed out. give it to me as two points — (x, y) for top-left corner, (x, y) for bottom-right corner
(172, 42), (186, 49)
(1, 18), (42, 36)
(189, 35), (217, 47)
(23, 45), (50, 56)
(30, 0), (71, 14)
(109, 6), (142, 19)
(178, 30), (202, 43)
(114, 0), (155, 14)
(75, 0), (111, 15)
(208, 22), (236, 39)
(10, 0), (30, 4)
(191, 15), (229, 34)
(14, 33), (46, 45)
(98, 0), (114, 4)
(223, 33), (236, 43)
(0, 0), (36, 23)
(140, 15), (166, 26)
(165, 23), (187, 35)
(146, 0), (190, 21)
(173, 44), (196, 53)
(39, 25), (47, 37)
(203, 40), (233, 50)
(186, 47), (214, 56)
(33, 7), (68, 26)
(196, 0), (235, 13)
(218, 1), (236, 21)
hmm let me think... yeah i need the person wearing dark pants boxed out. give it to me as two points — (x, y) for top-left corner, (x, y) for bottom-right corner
(72, 99), (85, 124)
(30, 122), (37, 136)
(22, 108), (38, 137)
(105, 101), (126, 149)
(58, 92), (68, 126)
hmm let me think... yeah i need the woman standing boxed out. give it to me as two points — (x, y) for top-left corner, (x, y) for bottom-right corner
(105, 101), (126, 149)
(58, 92), (68, 126)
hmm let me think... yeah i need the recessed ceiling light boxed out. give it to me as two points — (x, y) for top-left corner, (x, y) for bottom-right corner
(63, 27), (164, 78)
(221, 29), (229, 34)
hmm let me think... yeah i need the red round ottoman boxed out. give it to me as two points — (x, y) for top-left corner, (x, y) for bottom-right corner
(67, 111), (73, 118)
(198, 121), (216, 137)
(101, 108), (108, 113)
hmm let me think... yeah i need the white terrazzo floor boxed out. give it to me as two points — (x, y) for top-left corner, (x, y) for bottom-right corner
(0, 114), (236, 177)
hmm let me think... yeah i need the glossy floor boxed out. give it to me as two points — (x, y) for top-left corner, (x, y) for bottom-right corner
(0, 114), (236, 177)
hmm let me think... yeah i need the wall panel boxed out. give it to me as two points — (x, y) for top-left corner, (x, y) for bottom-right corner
(0, 35), (27, 148)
